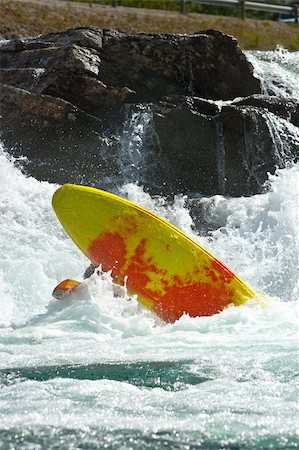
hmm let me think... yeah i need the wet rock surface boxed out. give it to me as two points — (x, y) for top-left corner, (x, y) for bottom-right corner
(0, 27), (298, 197)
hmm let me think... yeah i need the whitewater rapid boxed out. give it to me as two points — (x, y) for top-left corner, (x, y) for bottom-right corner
(0, 47), (298, 449)
(0, 144), (298, 448)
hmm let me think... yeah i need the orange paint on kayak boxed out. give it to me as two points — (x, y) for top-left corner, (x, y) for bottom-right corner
(88, 232), (127, 277)
(87, 228), (238, 321)
(125, 238), (161, 298)
(155, 282), (234, 322)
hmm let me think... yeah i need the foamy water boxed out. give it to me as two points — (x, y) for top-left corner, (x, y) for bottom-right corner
(0, 48), (298, 449)
(247, 47), (299, 98)
(0, 145), (298, 449)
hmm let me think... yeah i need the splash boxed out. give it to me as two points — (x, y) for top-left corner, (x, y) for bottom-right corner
(117, 105), (159, 185)
(247, 47), (299, 99)
(0, 47), (298, 449)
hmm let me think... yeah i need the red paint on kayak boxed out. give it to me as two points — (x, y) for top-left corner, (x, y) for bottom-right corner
(88, 232), (127, 277)
(155, 282), (234, 322)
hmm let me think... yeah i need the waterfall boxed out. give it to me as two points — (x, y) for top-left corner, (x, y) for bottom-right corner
(215, 115), (227, 195)
(263, 111), (299, 166)
(117, 105), (159, 186)
(246, 47), (299, 98)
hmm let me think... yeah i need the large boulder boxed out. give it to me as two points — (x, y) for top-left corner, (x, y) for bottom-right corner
(0, 27), (261, 108)
(0, 27), (298, 197)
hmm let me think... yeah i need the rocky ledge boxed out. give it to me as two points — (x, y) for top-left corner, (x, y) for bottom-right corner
(0, 27), (298, 197)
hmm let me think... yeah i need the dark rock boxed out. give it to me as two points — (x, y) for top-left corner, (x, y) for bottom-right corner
(0, 83), (121, 186)
(233, 94), (299, 127)
(0, 83), (101, 125)
(90, 28), (261, 102)
(150, 99), (298, 196)
(152, 104), (219, 195)
(0, 27), (298, 198)
(159, 95), (220, 117)
(1, 27), (261, 110)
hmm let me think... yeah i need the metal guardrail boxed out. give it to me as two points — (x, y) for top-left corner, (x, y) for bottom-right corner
(190, 0), (298, 20)
(193, 0), (293, 13)
(109, 0), (298, 22)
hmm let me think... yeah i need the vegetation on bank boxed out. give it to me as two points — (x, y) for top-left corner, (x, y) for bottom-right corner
(0, 0), (298, 50)
(66, 0), (284, 21)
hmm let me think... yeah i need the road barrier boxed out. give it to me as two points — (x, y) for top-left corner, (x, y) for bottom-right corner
(110, 0), (298, 22)
(184, 0), (298, 21)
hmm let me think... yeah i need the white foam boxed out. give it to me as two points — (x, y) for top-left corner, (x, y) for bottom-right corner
(247, 47), (299, 99)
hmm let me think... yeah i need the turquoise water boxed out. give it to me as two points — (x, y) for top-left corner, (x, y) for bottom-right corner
(0, 48), (298, 449)
(0, 147), (298, 449)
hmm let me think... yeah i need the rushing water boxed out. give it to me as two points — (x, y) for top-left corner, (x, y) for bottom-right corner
(247, 46), (299, 98)
(0, 49), (298, 449)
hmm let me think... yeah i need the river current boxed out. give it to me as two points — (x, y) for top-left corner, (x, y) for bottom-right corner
(0, 48), (298, 449)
